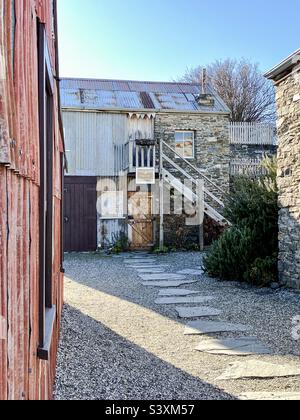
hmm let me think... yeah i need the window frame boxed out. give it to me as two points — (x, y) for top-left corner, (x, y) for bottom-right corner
(175, 130), (195, 160)
(37, 21), (56, 361)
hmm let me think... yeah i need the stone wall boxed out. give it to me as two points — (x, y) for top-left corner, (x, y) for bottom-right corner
(155, 112), (230, 194)
(275, 66), (300, 289)
(154, 112), (230, 248)
(230, 144), (277, 161)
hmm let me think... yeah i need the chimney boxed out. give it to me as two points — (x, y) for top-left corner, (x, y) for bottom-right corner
(196, 68), (215, 107)
(202, 68), (207, 94)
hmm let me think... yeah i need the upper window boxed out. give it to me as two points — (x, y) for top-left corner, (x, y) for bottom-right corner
(175, 131), (195, 159)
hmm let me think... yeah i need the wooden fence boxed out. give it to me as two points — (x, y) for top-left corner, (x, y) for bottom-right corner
(230, 158), (268, 178)
(229, 122), (277, 145)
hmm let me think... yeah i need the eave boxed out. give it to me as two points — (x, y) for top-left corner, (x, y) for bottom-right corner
(61, 106), (230, 116)
(265, 49), (300, 81)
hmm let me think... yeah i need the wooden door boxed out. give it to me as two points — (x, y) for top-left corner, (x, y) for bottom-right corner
(64, 177), (97, 252)
(128, 191), (153, 249)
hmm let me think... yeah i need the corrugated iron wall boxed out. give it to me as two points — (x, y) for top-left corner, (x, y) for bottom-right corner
(0, 0), (64, 400)
(63, 111), (154, 177)
(63, 111), (128, 176)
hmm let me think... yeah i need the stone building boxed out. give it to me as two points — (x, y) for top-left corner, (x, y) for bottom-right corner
(265, 50), (300, 289)
(61, 79), (231, 250)
(61, 78), (278, 251)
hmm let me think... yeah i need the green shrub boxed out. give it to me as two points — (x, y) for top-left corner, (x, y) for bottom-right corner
(110, 232), (130, 254)
(246, 256), (278, 287)
(224, 176), (278, 258)
(203, 226), (255, 281)
(153, 246), (169, 255)
(204, 158), (278, 287)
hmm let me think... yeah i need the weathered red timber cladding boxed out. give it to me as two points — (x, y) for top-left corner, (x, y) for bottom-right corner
(0, 0), (64, 400)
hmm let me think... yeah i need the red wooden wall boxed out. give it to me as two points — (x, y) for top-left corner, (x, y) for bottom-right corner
(0, 0), (64, 400)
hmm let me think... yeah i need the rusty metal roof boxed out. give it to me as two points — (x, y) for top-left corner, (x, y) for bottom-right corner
(60, 78), (230, 113)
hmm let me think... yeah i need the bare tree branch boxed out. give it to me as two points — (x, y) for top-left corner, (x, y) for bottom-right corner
(178, 59), (276, 123)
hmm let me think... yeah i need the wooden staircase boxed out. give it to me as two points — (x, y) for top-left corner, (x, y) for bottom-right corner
(160, 140), (231, 227)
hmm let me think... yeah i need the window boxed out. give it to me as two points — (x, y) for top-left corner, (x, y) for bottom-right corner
(37, 21), (56, 361)
(175, 131), (195, 159)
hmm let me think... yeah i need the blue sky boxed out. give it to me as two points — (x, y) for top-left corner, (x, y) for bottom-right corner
(57, 0), (300, 81)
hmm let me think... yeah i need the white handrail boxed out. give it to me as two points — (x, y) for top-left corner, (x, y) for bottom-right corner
(161, 140), (228, 198)
(162, 153), (225, 207)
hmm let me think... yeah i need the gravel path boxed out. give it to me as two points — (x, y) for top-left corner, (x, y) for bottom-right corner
(54, 252), (300, 400)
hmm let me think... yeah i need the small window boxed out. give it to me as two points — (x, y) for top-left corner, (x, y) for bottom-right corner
(175, 131), (195, 159)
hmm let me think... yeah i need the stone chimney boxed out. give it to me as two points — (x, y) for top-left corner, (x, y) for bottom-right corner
(196, 68), (215, 107)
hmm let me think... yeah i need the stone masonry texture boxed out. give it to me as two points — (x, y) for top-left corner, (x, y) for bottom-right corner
(230, 144), (277, 162)
(275, 67), (300, 289)
(154, 112), (230, 247)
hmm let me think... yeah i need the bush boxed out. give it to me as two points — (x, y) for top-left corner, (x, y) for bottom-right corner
(246, 256), (278, 287)
(203, 157), (278, 287)
(110, 232), (130, 254)
(203, 226), (255, 281)
(153, 246), (169, 255)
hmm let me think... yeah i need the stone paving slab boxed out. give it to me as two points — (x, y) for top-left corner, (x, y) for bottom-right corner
(184, 321), (251, 336)
(158, 289), (201, 297)
(217, 360), (300, 381)
(155, 296), (215, 305)
(124, 259), (156, 264)
(195, 337), (272, 356)
(238, 391), (300, 401)
(136, 268), (167, 274)
(127, 264), (169, 269)
(141, 280), (197, 288)
(177, 269), (204, 276)
(176, 307), (221, 319)
(239, 392), (300, 401)
(125, 253), (150, 257)
(139, 274), (187, 281)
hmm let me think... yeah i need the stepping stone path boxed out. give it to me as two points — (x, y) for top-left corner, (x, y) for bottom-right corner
(127, 265), (169, 269)
(142, 280), (197, 288)
(176, 307), (221, 319)
(239, 392), (300, 401)
(195, 337), (271, 356)
(177, 269), (204, 276)
(139, 274), (187, 281)
(158, 289), (201, 297)
(136, 268), (167, 274)
(217, 360), (300, 381)
(123, 255), (298, 400)
(184, 320), (251, 336)
(124, 259), (156, 264)
(155, 296), (215, 305)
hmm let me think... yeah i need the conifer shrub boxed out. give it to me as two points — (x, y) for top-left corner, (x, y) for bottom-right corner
(203, 157), (278, 287)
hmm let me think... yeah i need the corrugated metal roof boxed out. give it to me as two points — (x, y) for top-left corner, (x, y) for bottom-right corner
(60, 78), (230, 113)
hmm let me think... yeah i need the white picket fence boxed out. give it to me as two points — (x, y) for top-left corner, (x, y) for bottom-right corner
(230, 122), (277, 146)
(230, 158), (268, 178)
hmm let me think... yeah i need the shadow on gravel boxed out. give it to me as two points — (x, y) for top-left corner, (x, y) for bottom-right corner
(55, 304), (236, 401)
(62, 253), (204, 322)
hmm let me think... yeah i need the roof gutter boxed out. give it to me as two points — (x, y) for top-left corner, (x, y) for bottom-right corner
(264, 49), (300, 81)
(61, 107), (230, 117)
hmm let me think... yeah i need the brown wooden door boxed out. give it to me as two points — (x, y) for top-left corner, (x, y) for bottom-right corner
(128, 191), (153, 249)
(64, 177), (97, 252)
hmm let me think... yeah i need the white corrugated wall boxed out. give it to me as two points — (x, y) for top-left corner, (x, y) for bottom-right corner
(127, 115), (154, 140)
(63, 111), (128, 176)
(63, 111), (156, 248)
